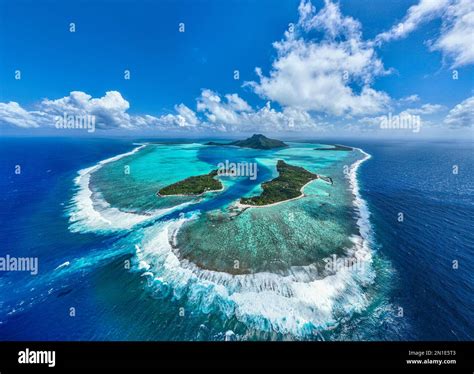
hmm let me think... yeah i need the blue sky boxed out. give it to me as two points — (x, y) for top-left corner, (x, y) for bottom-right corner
(0, 0), (473, 137)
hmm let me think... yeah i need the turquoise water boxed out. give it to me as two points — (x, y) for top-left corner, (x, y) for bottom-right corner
(65, 141), (375, 337)
(92, 143), (214, 211)
(1, 138), (471, 341)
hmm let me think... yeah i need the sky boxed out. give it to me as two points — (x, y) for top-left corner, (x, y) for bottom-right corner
(0, 0), (473, 138)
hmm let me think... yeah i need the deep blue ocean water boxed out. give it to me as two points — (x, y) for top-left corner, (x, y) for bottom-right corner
(0, 137), (472, 340)
(352, 139), (474, 340)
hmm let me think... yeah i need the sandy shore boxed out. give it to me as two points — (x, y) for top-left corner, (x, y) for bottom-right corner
(157, 184), (225, 198)
(233, 179), (318, 209)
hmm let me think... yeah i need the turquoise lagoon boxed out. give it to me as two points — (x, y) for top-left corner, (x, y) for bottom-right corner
(67, 141), (376, 338)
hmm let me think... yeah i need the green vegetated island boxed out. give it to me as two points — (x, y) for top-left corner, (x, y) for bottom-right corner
(240, 160), (318, 206)
(205, 133), (288, 150)
(158, 170), (223, 196)
(158, 135), (332, 206)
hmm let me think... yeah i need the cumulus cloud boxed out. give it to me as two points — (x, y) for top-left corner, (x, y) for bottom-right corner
(444, 96), (474, 127)
(1, 0), (470, 136)
(405, 103), (445, 115)
(155, 104), (201, 128)
(399, 94), (421, 103)
(247, 0), (391, 116)
(298, 0), (361, 39)
(41, 91), (133, 129)
(0, 91), (203, 131)
(357, 102), (446, 130)
(197, 89), (251, 125)
(0, 89), (321, 133)
(375, 0), (474, 68)
(431, 0), (474, 67)
(375, 0), (449, 43)
(196, 89), (320, 132)
(0, 102), (40, 128)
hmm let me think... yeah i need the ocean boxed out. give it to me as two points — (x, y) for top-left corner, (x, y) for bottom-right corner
(0, 137), (472, 341)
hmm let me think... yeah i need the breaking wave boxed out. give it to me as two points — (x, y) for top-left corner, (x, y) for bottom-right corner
(67, 144), (191, 234)
(132, 148), (376, 337)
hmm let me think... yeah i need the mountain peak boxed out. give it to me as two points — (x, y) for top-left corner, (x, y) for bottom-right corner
(205, 134), (288, 150)
(231, 134), (288, 150)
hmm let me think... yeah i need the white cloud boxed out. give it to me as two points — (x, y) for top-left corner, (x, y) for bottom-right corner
(0, 102), (39, 128)
(375, 0), (449, 43)
(399, 94), (421, 103)
(41, 91), (133, 129)
(156, 104), (201, 128)
(0, 89), (320, 133)
(0, 91), (204, 131)
(406, 103), (445, 115)
(298, 0), (361, 39)
(1, 1), (470, 136)
(358, 102), (446, 129)
(224, 94), (253, 112)
(247, 0), (391, 116)
(197, 89), (249, 125)
(431, 0), (474, 67)
(196, 89), (320, 132)
(357, 111), (416, 126)
(376, 0), (474, 68)
(444, 96), (474, 127)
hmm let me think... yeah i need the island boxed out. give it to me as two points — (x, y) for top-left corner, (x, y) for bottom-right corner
(158, 170), (223, 196)
(206, 134), (288, 150)
(314, 144), (353, 151)
(239, 160), (318, 206)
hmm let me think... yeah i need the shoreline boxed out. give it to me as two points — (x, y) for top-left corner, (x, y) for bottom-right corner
(157, 184), (225, 198)
(231, 148), (370, 212)
(233, 168), (333, 209)
(233, 178), (318, 209)
(126, 143), (378, 337)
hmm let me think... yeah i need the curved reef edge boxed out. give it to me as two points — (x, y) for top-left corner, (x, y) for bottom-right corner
(314, 144), (353, 151)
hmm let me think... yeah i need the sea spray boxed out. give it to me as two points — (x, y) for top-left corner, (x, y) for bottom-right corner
(69, 143), (378, 338)
(132, 147), (377, 338)
(67, 144), (194, 233)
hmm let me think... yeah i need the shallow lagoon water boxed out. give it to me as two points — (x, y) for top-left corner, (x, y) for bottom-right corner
(2, 138), (472, 340)
(88, 142), (362, 275)
(64, 141), (375, 337)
